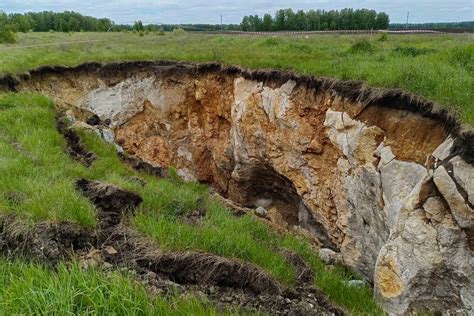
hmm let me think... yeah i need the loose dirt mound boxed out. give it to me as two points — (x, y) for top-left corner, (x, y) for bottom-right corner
(76, 178), (142, 229)
(0, 215), (91, 264)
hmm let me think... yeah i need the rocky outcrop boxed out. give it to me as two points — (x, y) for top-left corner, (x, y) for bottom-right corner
(12, 61), (474, 314)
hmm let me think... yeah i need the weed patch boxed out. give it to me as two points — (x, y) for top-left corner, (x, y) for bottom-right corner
(286, 43), (312, 54)
(259, 37), (281, 47)
(378, 33), (388, 42)
(448, 46), (473, 71)
(393, 46), (437, 57)
(349, 40), (375, 54)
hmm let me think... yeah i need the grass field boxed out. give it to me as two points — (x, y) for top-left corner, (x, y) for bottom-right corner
(1, 31), (473, 123)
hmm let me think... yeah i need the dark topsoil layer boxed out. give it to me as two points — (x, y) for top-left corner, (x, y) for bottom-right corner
(0, 60), (472, 164)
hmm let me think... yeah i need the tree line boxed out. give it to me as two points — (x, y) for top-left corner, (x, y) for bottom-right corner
(241, 8), (390, 31)
(126, 21), (241, 32)
(1, 11), (114, 33)
(389, 21), (474, 30)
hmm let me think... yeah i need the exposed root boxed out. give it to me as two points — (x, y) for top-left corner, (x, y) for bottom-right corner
(283, 250), (314, 287)
(186, 198), (206, 224)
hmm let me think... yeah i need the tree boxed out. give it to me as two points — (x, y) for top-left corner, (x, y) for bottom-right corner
(307, 10), (320, 30)
(295, 10), (307, 30)
(375, 12), (390, 29)
(262, 14), (273, 31)
(274, 10), (286, 31)
(9, 14), (35, 32)
(0, 12), (16, 43)
(249, 15), (262, 31)
(133, 20), (144, 32)
(58, 18), (69, 32)
(68, 17), (81, 32)
(241, 16), (251, 31)
(6, 11), (117, 32)
(285, 9), (297, 30)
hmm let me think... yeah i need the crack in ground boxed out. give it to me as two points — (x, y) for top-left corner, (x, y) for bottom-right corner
(56, 115), (96, 166)
(0, 178), (344, 315)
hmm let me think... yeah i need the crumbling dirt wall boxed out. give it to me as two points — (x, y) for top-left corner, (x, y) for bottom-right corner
(4, 61), (473, 314)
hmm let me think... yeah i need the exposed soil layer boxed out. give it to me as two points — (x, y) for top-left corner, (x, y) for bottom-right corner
(76, 178), (142, 229)
(0, 61), (472, 162)
(118, 152), (170, 178)
(0, 215), (92, 264)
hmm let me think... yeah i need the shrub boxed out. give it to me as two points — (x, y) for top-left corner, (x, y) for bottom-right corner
(0, 27), (16, 44)
(139, 31), (144, 37)
(172, 28), (186, 36)
(259, 37), (281, 47)
(349, 40), (375, 54)
(378, 32), (388, 42)
(449, 46), (473, 70)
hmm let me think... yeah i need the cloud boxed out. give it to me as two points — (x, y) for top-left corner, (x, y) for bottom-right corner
(0, 0), (472, 24)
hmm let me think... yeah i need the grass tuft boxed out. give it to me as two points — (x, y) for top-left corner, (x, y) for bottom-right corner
(392, 46), (437, 57)
(0, 258), (222, 315)
(349, 40), (375, 54)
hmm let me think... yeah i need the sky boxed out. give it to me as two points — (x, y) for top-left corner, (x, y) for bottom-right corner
(1, 0), (473, 24)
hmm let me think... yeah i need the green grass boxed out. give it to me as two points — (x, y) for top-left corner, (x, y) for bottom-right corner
(0, 259), (221, 315)
(0, 93), (95, 226)
(0, 32), (472, 123)
(0, 92), (383, 314)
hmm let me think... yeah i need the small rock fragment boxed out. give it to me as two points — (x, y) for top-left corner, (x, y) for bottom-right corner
(255, 206), (268, 218)
(347, 280), (367, 288)
(318, 248), (343, 265)
(104, 245), (118, 255)
(86, 114), (101, 126)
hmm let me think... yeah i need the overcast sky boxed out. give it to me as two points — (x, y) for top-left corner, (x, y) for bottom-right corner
(1, 0), (473, 24)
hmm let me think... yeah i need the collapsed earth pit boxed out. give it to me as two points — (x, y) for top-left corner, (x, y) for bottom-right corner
(2, 61), (473, 314)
